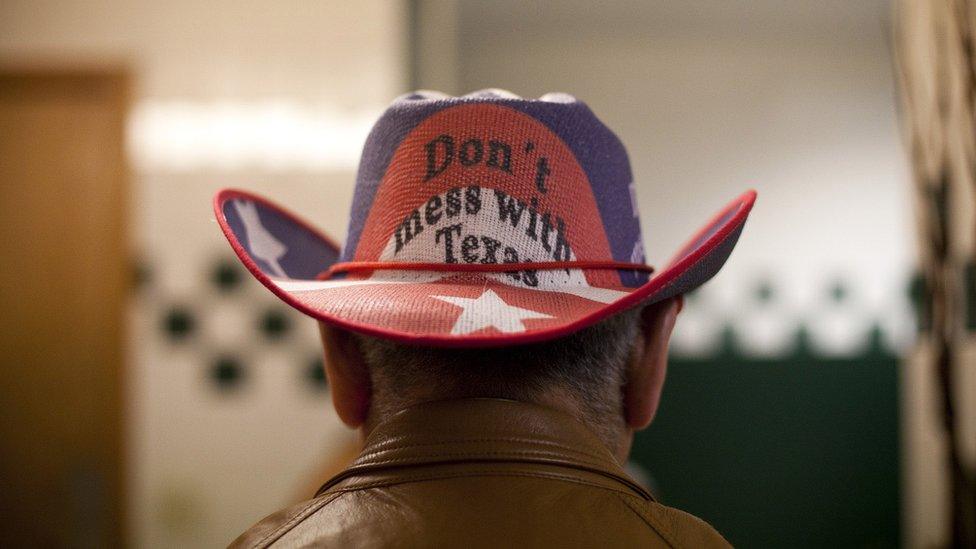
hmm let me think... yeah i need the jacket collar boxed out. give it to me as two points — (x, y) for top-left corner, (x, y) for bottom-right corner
(317, 398), (652, 500)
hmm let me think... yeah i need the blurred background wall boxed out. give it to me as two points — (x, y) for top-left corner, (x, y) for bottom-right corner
(443, 0), (914, 356)
(1, 1), (969, 547)
(0, 2), (405, 547)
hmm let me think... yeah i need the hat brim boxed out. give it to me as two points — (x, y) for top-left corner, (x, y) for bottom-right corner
(213, 188), (756, 348)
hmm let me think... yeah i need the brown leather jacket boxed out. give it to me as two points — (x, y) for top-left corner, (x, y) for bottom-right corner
(230, 399), (730, 548)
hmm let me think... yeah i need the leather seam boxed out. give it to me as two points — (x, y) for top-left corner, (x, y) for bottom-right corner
(250, 493), (345, 549)
(349, 450), (612, 469)
(617, 494), (677, 549)
(357, 437), (607, 461)
(322, 469), (641, 498)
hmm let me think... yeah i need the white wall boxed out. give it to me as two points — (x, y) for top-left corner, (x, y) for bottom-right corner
(0, 0), (401, 105)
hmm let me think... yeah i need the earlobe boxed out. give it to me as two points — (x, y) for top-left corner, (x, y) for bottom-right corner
(319, 324), (372, 428)
(623, 297), (682, 430)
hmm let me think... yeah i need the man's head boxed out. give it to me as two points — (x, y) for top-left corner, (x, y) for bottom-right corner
(213, 91), (754, 461)
(319, 296), (682, 461)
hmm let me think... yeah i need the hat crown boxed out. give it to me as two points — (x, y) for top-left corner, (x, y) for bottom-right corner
(341, 89), (648, 288)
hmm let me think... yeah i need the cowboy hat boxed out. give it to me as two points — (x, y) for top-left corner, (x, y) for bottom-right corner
(214, 89), (756, 347)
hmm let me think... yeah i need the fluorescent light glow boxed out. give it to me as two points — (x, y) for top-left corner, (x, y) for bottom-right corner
(127, 100), (381, 172)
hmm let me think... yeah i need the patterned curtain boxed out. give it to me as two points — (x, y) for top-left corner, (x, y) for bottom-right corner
(897, 1), (976, 546)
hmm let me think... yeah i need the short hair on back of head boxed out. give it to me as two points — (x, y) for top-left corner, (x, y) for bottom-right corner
(353, 308), (642, 440)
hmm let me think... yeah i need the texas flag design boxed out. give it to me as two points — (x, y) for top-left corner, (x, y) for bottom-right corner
(215, 90), (755, 346)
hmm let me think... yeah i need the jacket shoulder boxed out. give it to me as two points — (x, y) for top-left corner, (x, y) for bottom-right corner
(228, 493), (342, 548)
(618, 494), (731, 548)
(230, 480), (730, 549)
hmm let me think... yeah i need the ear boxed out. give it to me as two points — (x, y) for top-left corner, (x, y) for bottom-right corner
(318, 323), (372, 428)
(623, 296), (683, 430)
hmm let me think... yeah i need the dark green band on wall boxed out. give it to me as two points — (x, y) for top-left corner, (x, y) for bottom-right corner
(633, 346), (900, 548)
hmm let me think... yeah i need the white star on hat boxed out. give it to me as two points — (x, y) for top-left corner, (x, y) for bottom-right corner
(432, 289), (554, 335)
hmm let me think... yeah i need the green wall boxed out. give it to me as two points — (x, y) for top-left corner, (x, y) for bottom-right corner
(632, 330), (900, 548)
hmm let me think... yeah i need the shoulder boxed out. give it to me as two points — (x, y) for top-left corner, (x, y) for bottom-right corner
(227, 492), (346, 548)
(617, 494), (731, 548)
(230, 477), (730, 548)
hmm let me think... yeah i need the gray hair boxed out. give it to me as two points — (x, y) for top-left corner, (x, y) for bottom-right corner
(353, 309), (642, 444)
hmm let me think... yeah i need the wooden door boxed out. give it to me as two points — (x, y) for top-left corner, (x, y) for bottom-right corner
(0, 70), (129, 547)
